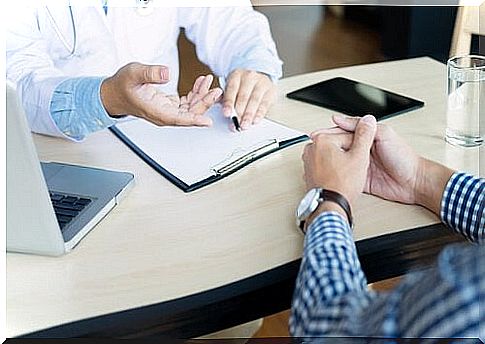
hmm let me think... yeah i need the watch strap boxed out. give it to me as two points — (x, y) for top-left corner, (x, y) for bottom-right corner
(319, 189), (353, 229)
(299, 189), (353, 233)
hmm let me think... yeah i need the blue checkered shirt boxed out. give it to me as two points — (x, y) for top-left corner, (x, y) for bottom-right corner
(290, 172), (484, 340)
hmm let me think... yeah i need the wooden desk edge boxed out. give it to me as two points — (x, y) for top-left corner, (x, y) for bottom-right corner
(18, 222), (464, 339)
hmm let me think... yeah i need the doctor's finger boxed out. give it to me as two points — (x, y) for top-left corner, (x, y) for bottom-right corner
(190, 75), (214, 106)
(185, 78), (203, 104)
(130, 63), (170, 85)
(239, 88), (265, 128)
(252, 89), (276, 125)
(198, 75), (214, 94)
(189, 88), (223, 115)
(192, 75), (206, 94)
(172, 111), (213, 127)
(222, 73), (242, 117)
(234, 79), (258, 126)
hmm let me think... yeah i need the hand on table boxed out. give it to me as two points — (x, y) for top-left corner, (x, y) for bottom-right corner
(221, 69), (276, 130)
(329, 115), (454, 215)
(302, 115), (377, 207)
(101, 62), (222, 127)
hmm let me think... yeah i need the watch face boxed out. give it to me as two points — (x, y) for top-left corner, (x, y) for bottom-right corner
(296, 188), (321, 220)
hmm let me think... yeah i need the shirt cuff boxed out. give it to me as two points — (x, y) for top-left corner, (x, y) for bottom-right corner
(50, 77), (115, 141)
(440, 171), (485, 243)
(219, 48), (283, 88)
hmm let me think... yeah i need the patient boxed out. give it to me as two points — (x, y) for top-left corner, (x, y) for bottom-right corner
(291, 114), (484, 338)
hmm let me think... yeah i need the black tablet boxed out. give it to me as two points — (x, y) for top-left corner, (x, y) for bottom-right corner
(286, 77), (424, 120)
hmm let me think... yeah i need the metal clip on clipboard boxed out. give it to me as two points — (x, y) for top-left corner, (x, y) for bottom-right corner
(211, 139), (279, 176)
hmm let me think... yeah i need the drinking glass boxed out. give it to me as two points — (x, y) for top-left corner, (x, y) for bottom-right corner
(446, 55), (485, 147)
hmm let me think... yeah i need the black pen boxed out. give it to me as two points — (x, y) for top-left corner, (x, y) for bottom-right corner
(231, 109), (241, 132)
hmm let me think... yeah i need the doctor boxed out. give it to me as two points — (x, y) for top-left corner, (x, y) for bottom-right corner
(6, 1), (282, 141)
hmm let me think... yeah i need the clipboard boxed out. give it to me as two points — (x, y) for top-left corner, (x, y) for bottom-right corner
(110, 105), (309, 192)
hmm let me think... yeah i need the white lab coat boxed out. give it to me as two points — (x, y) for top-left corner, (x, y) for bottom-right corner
(6, 1), (281, 137)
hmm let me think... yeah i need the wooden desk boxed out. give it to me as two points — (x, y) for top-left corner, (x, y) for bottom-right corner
(7, 57), (483, 338)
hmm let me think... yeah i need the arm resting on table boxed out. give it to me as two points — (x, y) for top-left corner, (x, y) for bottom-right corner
(290, 173), (484, 338)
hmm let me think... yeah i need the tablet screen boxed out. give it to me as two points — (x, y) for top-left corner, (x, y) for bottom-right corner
(286, 77), (424, 120)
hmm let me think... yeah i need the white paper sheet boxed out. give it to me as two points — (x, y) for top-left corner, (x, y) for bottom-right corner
(115, 104), (307, 186)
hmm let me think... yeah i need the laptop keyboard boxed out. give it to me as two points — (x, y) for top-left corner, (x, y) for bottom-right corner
(49, 192), (92, 231)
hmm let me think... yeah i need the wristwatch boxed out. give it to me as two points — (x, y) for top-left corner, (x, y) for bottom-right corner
(296, 188), (353, 233)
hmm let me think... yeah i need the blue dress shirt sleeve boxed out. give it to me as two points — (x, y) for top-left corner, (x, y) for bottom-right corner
(290, 173), (485, 339)
(50, 77), (115, 141)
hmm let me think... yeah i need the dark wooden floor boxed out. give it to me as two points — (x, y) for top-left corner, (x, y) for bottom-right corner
(254, 277), (402, 337)
(177, 8), (394, 337)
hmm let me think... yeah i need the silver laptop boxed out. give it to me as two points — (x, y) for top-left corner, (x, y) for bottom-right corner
(6, 83), (134, 256)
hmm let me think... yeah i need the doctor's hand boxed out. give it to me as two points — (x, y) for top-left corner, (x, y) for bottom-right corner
(222, 69), (276, 130)
(101, 62), (222, 127)
(328, 115), (454, 215)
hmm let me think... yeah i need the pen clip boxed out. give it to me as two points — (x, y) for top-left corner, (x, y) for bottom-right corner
(211, 139), (279, 176)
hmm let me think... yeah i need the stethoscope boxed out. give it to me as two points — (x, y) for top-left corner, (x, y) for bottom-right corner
(45, 0), (154, 57)
(45, 5), (77, 57)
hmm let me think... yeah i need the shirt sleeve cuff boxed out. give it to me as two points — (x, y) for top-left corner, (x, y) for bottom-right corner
(50, 77), (115, 141)
(440, 171), (485, 243)
(219, 49), (283, 88)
